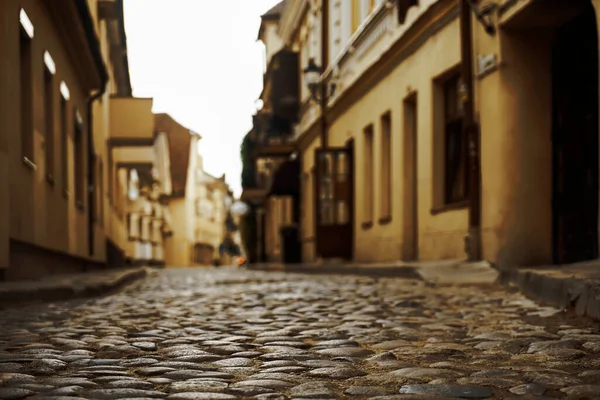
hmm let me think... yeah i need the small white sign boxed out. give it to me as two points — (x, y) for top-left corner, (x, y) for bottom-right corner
(477, 54), (498, 77)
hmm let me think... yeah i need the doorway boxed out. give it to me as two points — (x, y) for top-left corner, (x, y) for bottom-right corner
(402, 93), (418, 261)
(315, 141), (355, 260)
(552, 3), (599, 264)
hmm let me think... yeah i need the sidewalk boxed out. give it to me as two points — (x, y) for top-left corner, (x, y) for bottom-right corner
(249, 258), (600, 321)
(498, 261), (600, 321)
(248, 259), (500, 284)
(0, 266), (150, 307)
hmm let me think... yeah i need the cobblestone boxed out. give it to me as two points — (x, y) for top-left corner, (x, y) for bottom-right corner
(0, 267), (599, 399)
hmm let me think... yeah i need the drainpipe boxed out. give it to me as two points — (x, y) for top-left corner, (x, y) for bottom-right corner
(87, 81), (107, 258)
(459, 0), (482, 261)
(320, 0), (330, 149)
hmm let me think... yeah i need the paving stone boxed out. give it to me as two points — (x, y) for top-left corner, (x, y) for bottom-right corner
(87, 388), (166, 398)
(344, 385), (391, 396)
(0, 268), (599, 399)
(44, 377), (99, 388)
(46, 385), (85, 396)
(316, 347), (374, 358)
(560, 385), (600, 397)
(509, 383), (547, 396)
(132, 342), (157, 351)
(399, 384), (494, 398)
(168, 380), (229, 393)
(0, 388), (35, 400)
(136, 367), (176, 376)
(391, 368), (464, 380)
(167, 393), (237, 399)
(290, 382), (338, 398)
(106, 380), (155, 389)
(307, 367), (366, 379)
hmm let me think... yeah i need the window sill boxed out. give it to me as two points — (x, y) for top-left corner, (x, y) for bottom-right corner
(361, 221), (373, 230)
(22, 157), (37, 171)
(379, 216), (392, 225)
(430, 200), (469, 215)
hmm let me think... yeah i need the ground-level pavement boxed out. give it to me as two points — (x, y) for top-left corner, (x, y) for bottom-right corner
(0, 267), (599, 399)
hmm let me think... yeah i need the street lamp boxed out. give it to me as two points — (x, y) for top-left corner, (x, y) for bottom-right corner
(303, 58), (336, 104)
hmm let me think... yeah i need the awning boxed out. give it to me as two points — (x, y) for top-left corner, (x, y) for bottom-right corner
(268, 160), (300, 197)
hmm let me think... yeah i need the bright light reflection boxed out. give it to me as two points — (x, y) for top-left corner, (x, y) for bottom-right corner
(60, 81), (70, 101)
(19, 9), (34, 38)
(44, 51), (56, 75)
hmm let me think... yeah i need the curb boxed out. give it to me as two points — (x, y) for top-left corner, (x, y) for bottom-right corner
(0, 267), (149, 307)
(247, 263), (423, 279)
(499, 268), (600, 321)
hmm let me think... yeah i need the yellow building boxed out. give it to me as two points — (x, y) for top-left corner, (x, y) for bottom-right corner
(259, 0), (467, 264)
(241, 1), (301, 264)
(156, 113), (204, 267)
(0, 0), (172, 280)
(0, 0), (108, 279)
(257, 0), (600, 270)
(473, 0), (600, 267)
(193, 172), (232, 265)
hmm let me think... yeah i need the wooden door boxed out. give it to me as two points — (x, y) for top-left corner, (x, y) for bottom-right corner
(552, 6), (599, 264)
(315, 146), (354, 260)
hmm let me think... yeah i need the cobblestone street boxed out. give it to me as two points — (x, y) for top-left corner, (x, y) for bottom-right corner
(1, 268), (600, 400)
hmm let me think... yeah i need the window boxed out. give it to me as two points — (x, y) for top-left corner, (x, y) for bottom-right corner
(363, 125), (374, 224)
(443, 73), (468, 204)
(380, 112), (392, 220)
(44, 52), (55, 182)
(60, 95), (69, 195)
(20, 19), (33, 165)
(74, 110), (85, 208)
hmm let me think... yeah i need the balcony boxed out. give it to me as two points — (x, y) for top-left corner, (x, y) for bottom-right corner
(263, 50), (300, 123)
(109, 97), (154, 141)
(252, 112), (296, 158)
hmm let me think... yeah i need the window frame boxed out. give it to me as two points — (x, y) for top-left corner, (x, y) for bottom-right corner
(43, 55), (56, 184)
(442, 72), (469, 206)
(19, 24), (34, 168)
(73, 108), (85, 209)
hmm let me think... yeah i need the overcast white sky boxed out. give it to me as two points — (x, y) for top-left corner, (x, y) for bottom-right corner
(124, 0), (281, 196)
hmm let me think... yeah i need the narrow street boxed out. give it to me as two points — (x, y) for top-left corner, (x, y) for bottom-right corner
(0, 268), (599, 399)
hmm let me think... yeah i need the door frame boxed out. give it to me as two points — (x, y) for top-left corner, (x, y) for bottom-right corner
(551, 4), (599, 264)
(314, 145), (355, 260)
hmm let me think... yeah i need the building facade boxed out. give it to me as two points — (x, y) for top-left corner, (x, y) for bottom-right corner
(157, 113), (203, 267)
(247, 0), (600, 269)
(0, 0), (174, 280)
(193, 172), (233, 265)
(0, 0), (108, 280)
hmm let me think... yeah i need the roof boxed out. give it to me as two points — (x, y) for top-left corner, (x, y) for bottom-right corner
(258, 0), (288, 40)
(261, 0), (288, 19)
(154, 113), (196, 197)
(74, 0), (108, 90)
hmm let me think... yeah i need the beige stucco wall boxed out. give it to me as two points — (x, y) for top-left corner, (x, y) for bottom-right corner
(164, 135), (201, 266)
(263, 22), (284, 67)
(0, 0), (106, 278)
(300, 17), (468, 263)
(471, 0), (600, 267)
(164, 198), (190, 266)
